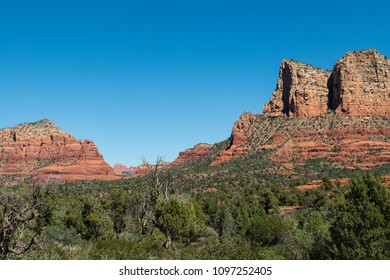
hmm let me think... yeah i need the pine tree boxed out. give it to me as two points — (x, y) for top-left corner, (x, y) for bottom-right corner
(329, 173), (390, 259)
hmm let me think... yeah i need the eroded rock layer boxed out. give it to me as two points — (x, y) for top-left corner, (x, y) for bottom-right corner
(330, 49), (390, 116)
(0, 119), (116, 182)
(172, 143), (213, 166)
(263, 49), (390, 118)
(263, 60), (331, 117)
(211, 111), (256, 166)
(212, 115), (390, 170)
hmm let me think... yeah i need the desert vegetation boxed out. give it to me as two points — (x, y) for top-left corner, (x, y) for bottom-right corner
(1, 154), (389, 260)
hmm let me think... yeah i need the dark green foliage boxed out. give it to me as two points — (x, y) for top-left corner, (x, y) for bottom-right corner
(44, 225), (81, 245)
(297, 212), (331, 259)
(90, 239), (149, 259)
(245, 215), (288, 246)
(155, 197), (206, 244)
(329, 173), (390, 259)
(51, 195), (115, 241)
(300, 188), (329, 211)
(196, 191), (236, 239)
(80, 197), (115, 240)
(192, 236), (282, 260)
(88, 230), (168, 259)
(2, 147), (390, 261)
(258, 188), (279, 214)
(107, 188), (131, 238)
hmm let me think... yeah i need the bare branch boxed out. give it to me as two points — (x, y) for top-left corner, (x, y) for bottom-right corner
(0, 185), (46, 259)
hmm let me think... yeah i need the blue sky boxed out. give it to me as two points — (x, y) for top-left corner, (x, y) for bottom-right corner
(1, 0), (390, 166)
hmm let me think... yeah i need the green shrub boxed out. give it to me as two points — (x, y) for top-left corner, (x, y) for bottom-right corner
(246, 215), (288, 246)
(155, 197), (206, 244)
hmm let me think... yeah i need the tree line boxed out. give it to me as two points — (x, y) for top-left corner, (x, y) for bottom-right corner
(1, 168), (389, 260)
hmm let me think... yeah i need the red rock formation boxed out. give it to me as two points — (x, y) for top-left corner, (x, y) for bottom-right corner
(113, 163), (137, 176)
(211, 113), (390, 170)
(0, 119), (117, 182)
(282, 117), (386, 169)
(130, 160), (171, 177)
(263, 60), (331, 117)
(131, 163), (153, 177)
(330, 49), (390, 116)
(264, 115), (390, 169)
(264, 49), (390, 118)
(211, 111), (256, 166)
(212, 49), (390, 169)
(125, 144), (213, 178)
(296, 177), (390, 191)
(171, 143), (212, 166)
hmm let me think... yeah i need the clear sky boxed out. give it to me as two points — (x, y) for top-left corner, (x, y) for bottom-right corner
(1, 0), (390, 167)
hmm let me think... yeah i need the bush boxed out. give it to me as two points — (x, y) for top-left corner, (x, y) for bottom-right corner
(44, 225), (81, 245)
(246, 215), (288, 246)
(155, 197), (206, 244)
(329, 173), (390, 259)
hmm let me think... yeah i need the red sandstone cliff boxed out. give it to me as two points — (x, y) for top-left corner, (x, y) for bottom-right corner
(172, 143), (213, 166)
(212, 49), (390, 169)
(263, 49), (390, 118)
(212, 114), (390, 170)
(0, 119), (117, 182)
(211, 111), (256, 166)
(263, 60), (331, 117)
(330, 49), (390, 116)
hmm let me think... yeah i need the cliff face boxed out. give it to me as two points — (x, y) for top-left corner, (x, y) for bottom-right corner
(0, 119), (116, 182)
(212, 115), (390, 170)
(211, 111), (256, 166)
(259, 116), (390, 170)
(212, 49), (390, 169)
(263, 49), (390, 118)
(330, 49), (390, 116)
(263, 60), (331, 117)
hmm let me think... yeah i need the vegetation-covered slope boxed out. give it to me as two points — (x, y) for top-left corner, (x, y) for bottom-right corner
(1, 150), (390, 260)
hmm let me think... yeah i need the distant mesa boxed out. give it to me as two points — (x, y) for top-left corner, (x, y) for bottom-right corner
(114, 160), (173, 177)
(0, 119), (117, 182)
(113, 163), (138, 176)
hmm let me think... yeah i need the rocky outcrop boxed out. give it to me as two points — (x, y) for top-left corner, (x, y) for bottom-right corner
(171, 143), (213, 166)
(263, 60), (331, 117)
(264, 49), (390, 118)
(113, 163), (137, 176)
(131, 160), (171, 177)
(260, 116), (390, 170)
(211, 111), (256, 166)
(0, 119), (117, 182)
(187, 49), (390, 170)
(212, 114), (390, 170)
(330, 49), (390, 116)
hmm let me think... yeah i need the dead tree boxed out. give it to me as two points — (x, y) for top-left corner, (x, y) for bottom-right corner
(0, 184), (47, 259)
(142, 156), (172, 206)
(138, 157), (174, 247)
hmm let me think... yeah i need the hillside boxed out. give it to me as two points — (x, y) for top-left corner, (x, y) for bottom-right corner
(179, 49), (390, 173)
